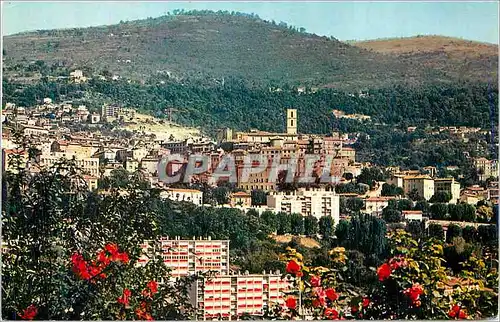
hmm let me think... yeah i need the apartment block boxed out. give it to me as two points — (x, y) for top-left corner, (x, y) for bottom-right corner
(267, 187), (340, 223)
(138, 237), (230, 278)
(191, 272), (292, 321)
(39, 152), (99, 177)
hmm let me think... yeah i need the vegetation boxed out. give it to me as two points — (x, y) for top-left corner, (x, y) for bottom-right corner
(5, 11), (497, 88)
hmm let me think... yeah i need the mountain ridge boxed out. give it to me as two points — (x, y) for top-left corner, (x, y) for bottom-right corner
(3, 11), (498, 89)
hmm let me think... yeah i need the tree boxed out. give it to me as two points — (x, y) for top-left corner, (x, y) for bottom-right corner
(276, 212), (291, 235)
(319, 216), (335, 240)
(381, 183), (404, 196)
(446, 224), (463, 243)
(414, 200), (430, 214)
(408, 188), (423, 201)
(213, 186), (230, 205)
(251, 189), (267, 206)
(428, 223), (445, 240)
(304, 216), (318, 236)
(462, 225), (478, 243)
(2, 154), (197, 320)
(346, 197), (364, 212)
(335, 219), (350, 245)
(357, 167), (386, 188)
(429, 191), (452, 203)
(430, 203), (448, 220)
(261, 211), (278, 234)
(290, 213), (305, 235)
(406, 220), (424, 240)
(397, 199), (413, 211)
(478, 225), (498, 247)
(382, 208), (402, 223)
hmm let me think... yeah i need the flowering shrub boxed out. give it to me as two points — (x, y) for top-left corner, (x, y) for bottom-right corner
(1, 155), (199, 320)
(274, 230), (498, 320)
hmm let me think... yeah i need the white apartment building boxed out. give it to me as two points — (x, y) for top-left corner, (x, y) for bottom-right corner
(190, 272), (292, 321)
(39, 152), (99, 176)
(266, 187), (340, 224)
(160, 188), (204, 206)
(138, 237), (230, 278)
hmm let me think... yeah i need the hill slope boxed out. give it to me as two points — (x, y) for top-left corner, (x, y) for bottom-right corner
(350, 36), (498, 83)
(3, 12), (497, 89)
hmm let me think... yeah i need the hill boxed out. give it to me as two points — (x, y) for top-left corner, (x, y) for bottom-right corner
(350, 36), (498, 83)
(3, 11), (497, 89)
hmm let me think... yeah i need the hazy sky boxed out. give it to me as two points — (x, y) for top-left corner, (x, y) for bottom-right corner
(2, 1), (499, 43)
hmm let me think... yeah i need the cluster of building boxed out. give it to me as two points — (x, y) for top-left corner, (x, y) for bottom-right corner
(138, 236), (292, 320)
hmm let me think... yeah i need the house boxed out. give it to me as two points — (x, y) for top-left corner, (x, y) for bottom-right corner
(230, 191), (252, 207)
(160, 188), (203, 206)
(402, 210), (423, 221)
(403, 175), (434, 200)
(364, 196), (396, 216)
(434, 178), (461, 204)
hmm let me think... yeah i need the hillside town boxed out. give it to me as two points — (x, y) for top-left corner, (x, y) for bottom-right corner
(2, 3), (499, 321)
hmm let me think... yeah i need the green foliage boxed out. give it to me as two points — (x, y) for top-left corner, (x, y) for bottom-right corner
(430, 203), (449, 220)
(304, 216), (319, 236)
(429, 191), (452, 203)
(383, 208), (403, 223)
(335, 213), (387, 265)
(357, 167), (387, 187)
(319, 216), (335, 240)
(381, 183), (404, 196)
(446, 224), (463, 243)
(251, 189), (267, 206)
(2, 156), (196, 320)
(428, 223), (445, 240)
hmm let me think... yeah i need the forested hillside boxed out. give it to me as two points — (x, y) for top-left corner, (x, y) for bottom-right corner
(3, 11), (497, 89)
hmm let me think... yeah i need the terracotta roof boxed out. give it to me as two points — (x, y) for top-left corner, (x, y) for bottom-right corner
(166, 188), (202, 193)
(231, 191), (251, 198)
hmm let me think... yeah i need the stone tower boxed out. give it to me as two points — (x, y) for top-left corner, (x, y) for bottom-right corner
(286, 109), (297, 134)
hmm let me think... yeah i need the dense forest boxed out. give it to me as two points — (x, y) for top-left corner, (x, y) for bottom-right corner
(3, 77), (497, 131)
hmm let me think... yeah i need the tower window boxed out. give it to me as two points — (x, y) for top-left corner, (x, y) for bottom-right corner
(291, 111), (294, 118)
(290, 119), (294, 127)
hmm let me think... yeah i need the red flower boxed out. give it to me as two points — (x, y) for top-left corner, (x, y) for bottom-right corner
(325, 288), (339, 301)
(404, 283), (424, 304)
(71, 253), (91, 280)
(147, 281), (158, 294)
(285, 260), (301, 275)
(389, 256), (407, 270)
(285, 296), (296, 309)
(310, 275), (321, 287)
(448, 305), (461, 318)
(377, 263), (392, 281)
(18, 304), (38, 320)
(312, 299), (322, 308)
(296, 271), (304, 278)
(117, 288), (132, 306)
(362, 298), (370, 308)
(351, 306), (358, 313)
(458, 310), (467, 319)
(97, 250), (111, 266)
(105, 243), (119, 255)
(117, 252), (130, 264)
(324, 307), (339, 320)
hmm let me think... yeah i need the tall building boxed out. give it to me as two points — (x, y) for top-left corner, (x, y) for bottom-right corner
(138, 237), (292, 321)
(403, 175), (435, 200)
(190, 272), (292, 321)
(286, 109), (297, 135)
(138, 237), (230, 277)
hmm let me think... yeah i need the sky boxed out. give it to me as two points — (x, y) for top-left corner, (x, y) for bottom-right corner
(2, 1), (499, 44)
